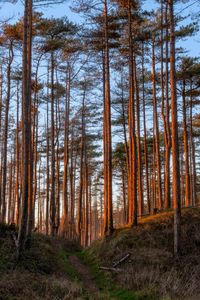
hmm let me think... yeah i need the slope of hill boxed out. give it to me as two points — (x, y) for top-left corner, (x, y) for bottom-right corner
(0, 224), (140, 299)
(0, 224), (83, 299)
(86, 208), (200, 300)
(1, 209), (200, 300)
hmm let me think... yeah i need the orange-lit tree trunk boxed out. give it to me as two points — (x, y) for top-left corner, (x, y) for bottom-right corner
(1, 41), (14, 222)
(128, 0), (137, 226)
(32, 55), (42, 234)
(55, 70), (60, 234)
(142, 42), (150, 214)
(162, 1), (171, 209)
(134, 55), (143, 217)
(27, 0), (33, 238)
(15, 79), (20, 225)
(169, 0), (181, 256)
(103, 0), (113, 235)
(189, 82), (196, 206)
(152, 40), (162, 210)
(0, 64), (3, 216)
(77, 89), (86, 244)
(84, 162), (89, 247)
(69, 122), (75, 240)
(63, 67), (71, 237)
(17, 0), (32, 258)
(182, 79), (190, 207)
(50, 51), (56, 236)
(46, 65), (50, 235)
(8, 159), (13, 224)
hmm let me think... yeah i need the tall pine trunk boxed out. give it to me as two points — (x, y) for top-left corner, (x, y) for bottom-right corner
(17, 0), (32, 258)
(169, 0), (181, 256)
(50, 52), (56, 236)
(103, 0), (113, 235)
(63, 68), (71, 237)
(1, 41), (13, 222)
(182, 79), (190, 207)
(152, 40), (162, 210)
(128, 0), (137, 226)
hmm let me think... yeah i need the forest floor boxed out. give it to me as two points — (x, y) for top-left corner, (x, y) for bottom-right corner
(1, 208), (200, 299)
(87, 208), (200, 300)
(0, 223), (140, 300)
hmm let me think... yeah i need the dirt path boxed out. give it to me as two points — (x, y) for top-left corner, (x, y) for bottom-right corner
(68, 255), (99, 296)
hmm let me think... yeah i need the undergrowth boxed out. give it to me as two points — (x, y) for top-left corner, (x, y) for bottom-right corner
(79, 250), (154, 300)
(0, 226), (83, 300)
(86, 208), (200, 300)
(1, 209), (200, 299)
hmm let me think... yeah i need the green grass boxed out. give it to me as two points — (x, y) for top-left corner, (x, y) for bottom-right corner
(78, 250), (152, 300)
(59, 249), (82, 281)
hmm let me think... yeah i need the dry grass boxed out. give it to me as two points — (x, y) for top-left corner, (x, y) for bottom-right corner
(0, 225), (82, 300)
(87, 208), (200, 300)
(0, 271), (82, 300)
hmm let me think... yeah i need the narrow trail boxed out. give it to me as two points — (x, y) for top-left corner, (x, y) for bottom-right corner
(68, 255), (99, 296)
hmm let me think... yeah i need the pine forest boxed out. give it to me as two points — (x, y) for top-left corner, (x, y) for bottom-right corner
(1, 1), (200, 299)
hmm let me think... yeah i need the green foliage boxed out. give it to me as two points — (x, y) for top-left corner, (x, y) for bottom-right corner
(35, 16), (78, 53)
(113, 142), (127, 170)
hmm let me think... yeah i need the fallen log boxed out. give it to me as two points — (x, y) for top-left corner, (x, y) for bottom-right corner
(99, 266), (122, 272)
(113, 253), (130, 268)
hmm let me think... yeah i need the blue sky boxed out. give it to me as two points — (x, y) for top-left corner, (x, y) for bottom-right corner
(0, 1), (77, 21)
(0, 0), (199, 57)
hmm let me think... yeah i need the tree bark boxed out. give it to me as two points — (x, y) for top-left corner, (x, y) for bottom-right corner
(152, 40), (162, 210)
(1, 41), (14, 222)
(63, 67), (71, 237)
(169, 0), (181, 256)
(50, 51), (56, 236)
(134, 55), (143, 217)
(17, 0), (33, 258)
(103, 0), (113, 235)
(182, 79), (190, 207)
(127, 0), (137, 226)
(142, 42), (150, 214)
